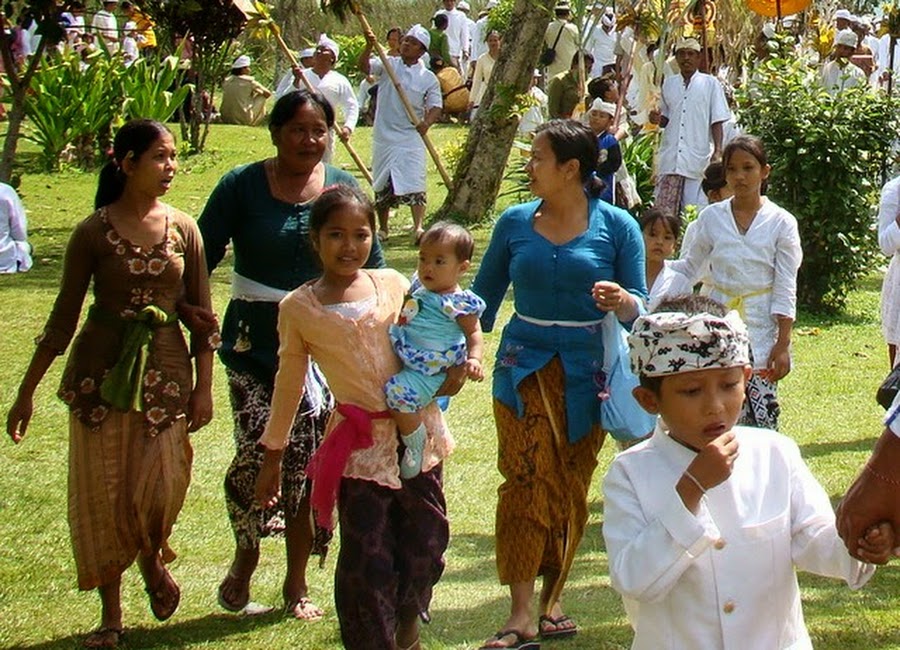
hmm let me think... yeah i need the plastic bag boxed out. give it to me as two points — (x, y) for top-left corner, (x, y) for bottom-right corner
(600, 312), (657, 442)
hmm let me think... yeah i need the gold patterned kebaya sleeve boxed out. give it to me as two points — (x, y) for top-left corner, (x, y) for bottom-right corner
(176, 211), (221, 354)
(259, 292), (310, 450)
(37, 217), (96, 354)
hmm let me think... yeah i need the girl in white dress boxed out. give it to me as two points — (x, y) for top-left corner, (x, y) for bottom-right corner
(670, 135), (802, 430)
(878, 175), (900, 366)
(639, 207), (692, 311)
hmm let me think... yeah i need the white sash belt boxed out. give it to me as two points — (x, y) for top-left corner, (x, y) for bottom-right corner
(231, 272), (289, 303)
(516, 313), (604, 328)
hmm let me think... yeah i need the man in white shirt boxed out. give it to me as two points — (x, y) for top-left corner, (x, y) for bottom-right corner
(457, 1), (476, 77)
(649, 38), (729, 215)
(92, 0), (119, 52)
(543, 1), (580, 79)
(275, 34), (359, 161)
(876, 31), (900, 89)
(359, 25), (442, 242)
(436, 0), (468, 72)
(584, 5), (617, 78)
(60, 1), (86, 46)
(821, 28), (866, 95)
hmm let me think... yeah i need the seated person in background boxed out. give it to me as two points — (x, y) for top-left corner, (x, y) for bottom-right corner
(0, 182), (32, 273)
(603, 296), (891, 650)
(220, 55), (272, 126)
(517, 69), (548, 136)
(432, 56), (470, 120)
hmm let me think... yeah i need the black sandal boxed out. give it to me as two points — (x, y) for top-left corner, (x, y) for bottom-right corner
(83, 627), (124, 649)
(145, 566), (180, 621)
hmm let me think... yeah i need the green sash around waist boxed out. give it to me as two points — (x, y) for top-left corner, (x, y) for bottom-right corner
(89, 304), (177, 412)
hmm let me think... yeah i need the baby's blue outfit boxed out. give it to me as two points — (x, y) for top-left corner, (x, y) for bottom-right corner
(386, 287), (486, 412)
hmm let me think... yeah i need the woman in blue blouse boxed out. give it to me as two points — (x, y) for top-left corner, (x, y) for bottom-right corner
(473, 120), (646, 648)
(197, 90), (384, 619)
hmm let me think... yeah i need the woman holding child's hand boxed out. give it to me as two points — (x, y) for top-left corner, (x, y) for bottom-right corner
(473, 120), (647, 648)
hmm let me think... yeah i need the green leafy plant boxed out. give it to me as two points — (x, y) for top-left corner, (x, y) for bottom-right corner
(333, 33), (367, 87)
(621, 130), (657, 213)
(122, 55), (194, 124)
(738, 55), (900, 312)
(25, 50), (125, 171)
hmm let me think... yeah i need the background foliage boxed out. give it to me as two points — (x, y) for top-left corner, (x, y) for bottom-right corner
(24, 49), (190, 171)
(738, 54), (900, 312)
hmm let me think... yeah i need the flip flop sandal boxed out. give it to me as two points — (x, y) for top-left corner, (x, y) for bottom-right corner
(285, 595), (324, 621)
(217, 571), (250, 612)
(83, 627), (124, 649)
(146, 567), (180, 621)
(479, 629), (541, 649)
(539, 614), (578, 639)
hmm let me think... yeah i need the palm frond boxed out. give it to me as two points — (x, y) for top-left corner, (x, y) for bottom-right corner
(319, 0), (358, 22)
(230, 0), (275, 39)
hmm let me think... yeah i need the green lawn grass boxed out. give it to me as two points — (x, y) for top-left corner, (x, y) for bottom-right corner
(1, 124), (899, 649)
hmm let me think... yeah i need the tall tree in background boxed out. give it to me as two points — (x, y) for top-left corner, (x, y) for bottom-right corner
(0, 1), (67, 182)
(143, 0), (245, 152)
(435, 0), (556, 224)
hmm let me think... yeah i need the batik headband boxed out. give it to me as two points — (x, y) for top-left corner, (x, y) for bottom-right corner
(628, 310), (751, 377)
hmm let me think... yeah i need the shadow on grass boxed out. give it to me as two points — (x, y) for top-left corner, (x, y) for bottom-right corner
(427, 579), (632, 649)
(13, 611), (293, 650)
(799, 437), (880, 459)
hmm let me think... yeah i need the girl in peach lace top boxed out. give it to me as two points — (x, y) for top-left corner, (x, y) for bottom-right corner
(255, 185), (453, 650)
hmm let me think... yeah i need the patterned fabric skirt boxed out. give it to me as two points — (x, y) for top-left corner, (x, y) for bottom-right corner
(654, 173), (685, 219)
(493, 356), (606, 611)
(374, 176), (427, 210)
(68, 411), (191, 591)
(334, 467), (448, 650)
(223, 368), (332, 556)
(740, 372), (780, 430)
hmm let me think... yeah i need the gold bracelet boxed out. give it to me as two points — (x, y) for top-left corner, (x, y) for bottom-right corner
(683, 469), (707, 494)
(864, 463), (900, 487)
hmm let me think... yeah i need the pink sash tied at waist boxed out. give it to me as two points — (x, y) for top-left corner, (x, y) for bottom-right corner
(305, 403), (392, 530)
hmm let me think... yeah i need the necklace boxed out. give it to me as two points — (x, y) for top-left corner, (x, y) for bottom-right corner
(269, 158), (313, 204)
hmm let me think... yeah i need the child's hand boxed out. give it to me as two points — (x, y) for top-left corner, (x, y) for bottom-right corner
(685, 430), (739, 492)
(436, 363), (468, 397)
(255, 448), (283, 509)
(187, 386), (213, 433)
(177, 303), (219, 335)
(763, 344), (792, 382)
(465, 358), (484, 382)
(855, 521), (897, 565)
(6, 392), (33, 444)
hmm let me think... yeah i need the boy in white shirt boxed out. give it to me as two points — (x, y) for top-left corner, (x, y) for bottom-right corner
(603, 296), (893, 650)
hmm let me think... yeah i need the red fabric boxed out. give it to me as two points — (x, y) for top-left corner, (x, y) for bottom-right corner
(306, 404), (391, 530)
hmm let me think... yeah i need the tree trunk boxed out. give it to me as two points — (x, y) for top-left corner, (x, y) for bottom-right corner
(434, 0), (555, 224)
(0, 34), (49, 183)
(0, 97), (27, 183)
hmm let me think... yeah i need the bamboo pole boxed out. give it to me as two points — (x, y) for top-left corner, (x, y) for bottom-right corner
(267, 23), (373, 186)
(350, 2), (454, 188)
